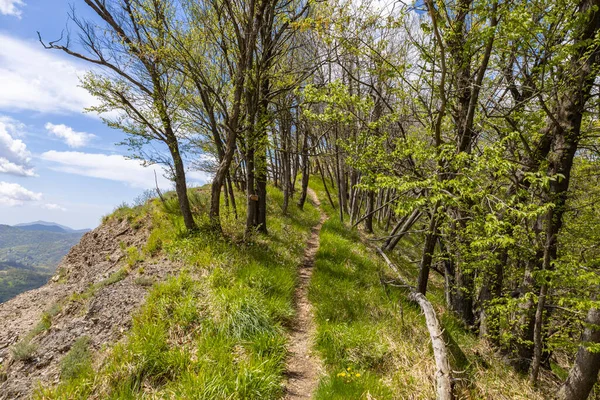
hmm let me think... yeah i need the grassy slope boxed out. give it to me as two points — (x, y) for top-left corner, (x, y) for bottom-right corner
(309, 178), (546, 399)
(37, 185), (320, 399)
(36, 177), (549, 399)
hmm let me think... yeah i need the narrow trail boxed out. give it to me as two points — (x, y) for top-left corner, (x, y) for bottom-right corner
(284, 188), (326, 400)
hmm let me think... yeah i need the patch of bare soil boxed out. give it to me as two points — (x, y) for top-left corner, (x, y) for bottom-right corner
(0, 217), (181, 399)
(284, 188), (326, 400)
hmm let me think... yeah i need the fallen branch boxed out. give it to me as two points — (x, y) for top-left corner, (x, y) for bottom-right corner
(376, 247), (454, 400)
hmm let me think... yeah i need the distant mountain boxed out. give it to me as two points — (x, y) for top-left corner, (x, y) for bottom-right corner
(14, 221), (90, 234)
(15, 224), (71, 234)
(0, 224), (87, 303)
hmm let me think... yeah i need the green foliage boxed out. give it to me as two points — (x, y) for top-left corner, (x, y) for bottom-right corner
(104, 268), (129, 286)
(309, 193), (411, 398)
(14, 301), (64, 361)
(143, 229), (163, 256)
(68, 268), (129, 306)
(103, 202), (148, 230)
(134, 276), (154, 287)
(60, 336), (93, 381)
(0, 263), (52, 303)
(310, 183), (545, 399)
(125, 246), (142, 268)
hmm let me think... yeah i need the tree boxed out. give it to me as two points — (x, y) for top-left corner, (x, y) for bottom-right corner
(40, 0), (197, 231)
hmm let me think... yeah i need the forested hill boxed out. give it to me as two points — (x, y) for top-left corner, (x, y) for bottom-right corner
(0, 225), (85, 303)
(11, 0), (600, 398)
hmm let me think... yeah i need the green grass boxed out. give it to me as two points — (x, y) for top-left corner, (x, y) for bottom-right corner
(310, 177), (548, 400)
(310, 178), (433, 399)
(38, 185), (320, 399)
(60, 336), (93, 381)
(125, 246), (143, 268)
(68, 268), (129, 306)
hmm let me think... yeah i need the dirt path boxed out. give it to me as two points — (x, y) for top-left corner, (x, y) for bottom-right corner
(284, 188), (326, 400)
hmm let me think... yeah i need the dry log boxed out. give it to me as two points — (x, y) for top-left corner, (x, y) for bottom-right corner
(376, 247), (453, 400)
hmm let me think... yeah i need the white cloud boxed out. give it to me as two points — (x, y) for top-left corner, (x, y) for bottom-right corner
(0, 181), (41, 206)
(42, 203), (67, 211)
(40, 150), (211, 189)
(0, 0), (24, 17)
(45, 123), (96, 148)
(0, 34), (97, 115)
(0, 116), (35, 177)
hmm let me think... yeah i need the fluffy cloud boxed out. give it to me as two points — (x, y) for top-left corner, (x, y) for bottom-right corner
(0, 0), (24, 17)
(40, 151), (211, 189)
(0, 117), (35, 177)
(0, 34), (97, 115)
(0, 181), (41, 206)
(45, 123), (96, 148)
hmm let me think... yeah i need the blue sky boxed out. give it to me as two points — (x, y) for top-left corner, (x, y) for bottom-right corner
(0, 0), (210, 229)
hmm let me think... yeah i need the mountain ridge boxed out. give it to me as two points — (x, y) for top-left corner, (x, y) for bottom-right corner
(13, 221), (91, 234)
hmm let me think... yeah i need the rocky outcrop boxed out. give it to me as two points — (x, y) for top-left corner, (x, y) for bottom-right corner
(0, 216), (180, 399)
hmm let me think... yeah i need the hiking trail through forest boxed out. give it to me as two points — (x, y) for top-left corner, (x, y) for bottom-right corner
(284, 188), (326, 399)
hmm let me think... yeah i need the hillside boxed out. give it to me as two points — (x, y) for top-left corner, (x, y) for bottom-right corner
(0, 187), (320, 399)
(0, 225), (86, 303)
(0, 185), (563, 400)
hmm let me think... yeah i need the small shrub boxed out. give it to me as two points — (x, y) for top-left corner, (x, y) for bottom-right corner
(61, 336), (92, 381)
(103, 202), (134, 223)
(55, 267), (68, 283)
(144, 230), (163, 256)
(47, 302), (62, 317)
(30, 314), (52, 337)
(103, 268), (128, 286)
(135, 276), (154, 287)
(160, 193), (181, 215)
(11, 340), (37, 361)
(126, 246), (142, 268)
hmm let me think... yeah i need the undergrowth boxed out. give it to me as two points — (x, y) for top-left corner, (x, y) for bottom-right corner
(309, 178), (545, 399)
(37, 185), (320, 399)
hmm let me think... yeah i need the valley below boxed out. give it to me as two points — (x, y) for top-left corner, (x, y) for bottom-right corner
(0, 223), (87, 303)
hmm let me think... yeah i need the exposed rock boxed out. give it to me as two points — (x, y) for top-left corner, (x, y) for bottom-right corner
(0, 217), (180, 399)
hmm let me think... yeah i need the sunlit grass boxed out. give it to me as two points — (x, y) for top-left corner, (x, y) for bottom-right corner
(310, 178), (547, 399)
(37, 185), (320, 399)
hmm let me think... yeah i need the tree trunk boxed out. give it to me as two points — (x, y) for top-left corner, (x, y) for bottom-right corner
(317, 158), (336, 209)
(418, 210), (439, 295)
(450, 268), (475, 326)
(364, 190), (375, 233)
(168, 139), (197, 232)
(384, 208), (421, 252)
(246, 139), (258, 233)
(558, 307), (600, 400)
(226, 173), (237, 219)
(297, 130), (310, 210)
(256, 145), (268, 233)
